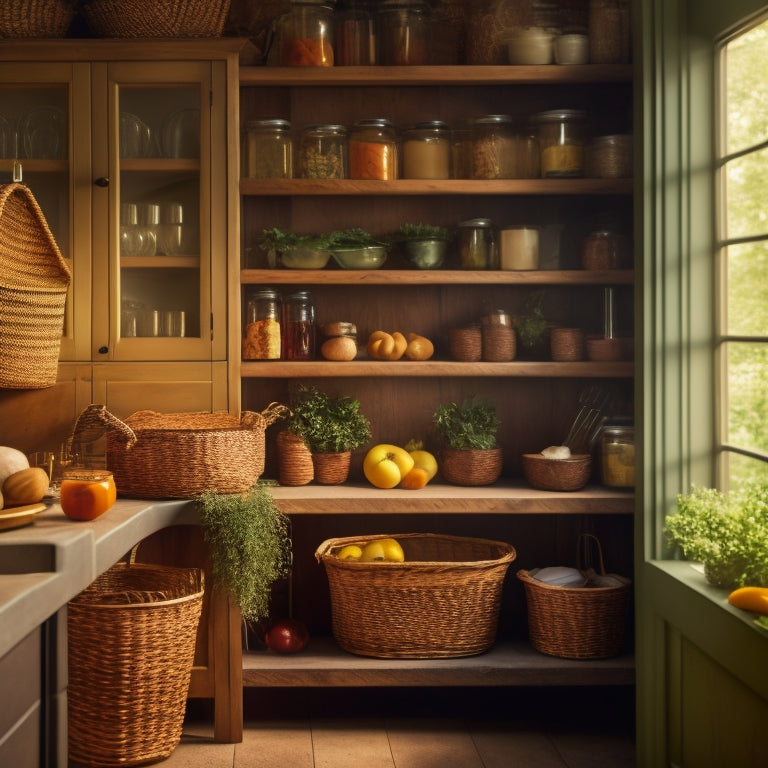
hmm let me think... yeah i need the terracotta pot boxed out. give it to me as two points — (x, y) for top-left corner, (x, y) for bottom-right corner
(440, 448), (502, 486)
(311, 451), (351, 485)
(276, 431), (313, 486)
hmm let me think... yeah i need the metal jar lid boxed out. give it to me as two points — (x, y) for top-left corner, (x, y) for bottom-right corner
(246, 118), (291, 131)
(531, 109), (587, 124)
(458, 217), (494, 228)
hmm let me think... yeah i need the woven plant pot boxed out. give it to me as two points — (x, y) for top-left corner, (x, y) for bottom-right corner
(277, 430), (314, 486)
(449, 326), (482, 361)
(482, 325), (516, 361)
(440, 447), (502, 486)
(550, 327), (585, 361)
(316, 533), (517, 658)
(521, 453), (592, 491)
(312, 451), (351, 485)
(0, 0), (75, 37)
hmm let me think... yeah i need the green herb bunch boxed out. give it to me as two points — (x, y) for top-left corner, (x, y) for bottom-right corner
(200, 483), (291, 623)
(289, 384), (372, 454)
(513, 291), (549, 350)
(665, 483), (768, 588)
(327, 227), (387, 248)
(432, 396), (501, 451)
(395, 223), (452, 242)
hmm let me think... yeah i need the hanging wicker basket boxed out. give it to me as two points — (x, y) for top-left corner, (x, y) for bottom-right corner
(67, 550), (204, 766)
(0, 183), (71, 390)
(0, 0), (76, 38)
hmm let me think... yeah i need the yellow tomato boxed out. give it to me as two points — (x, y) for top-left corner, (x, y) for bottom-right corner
(408, 449), (438, 481)
(363, 444), (414, 488)
(360, 538), (405, 562)
(337, 544), (363, 560)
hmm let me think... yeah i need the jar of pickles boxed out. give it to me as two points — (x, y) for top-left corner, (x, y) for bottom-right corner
(272, 0), (336, 67)
(600, 424), (635, 487)
(532, 109), (587, 178)
(402, 121), (451, 179)
(243, 289), (282, 360)
(243, 119), (293, 179)
(377, 0), (430, 65)
(457, 218), (498, 269)
(348, 118), (398, 179)
(299, 124), (347, 179)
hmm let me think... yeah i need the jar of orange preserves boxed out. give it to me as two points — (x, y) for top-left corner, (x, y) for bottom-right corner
(348, 118), (398, 179)
(272, 0), (336, 67)
(60, 470), (117, 521)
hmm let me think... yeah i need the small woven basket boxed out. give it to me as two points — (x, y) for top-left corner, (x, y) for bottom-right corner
(67, 552), (204, 766)
(0, 0), (75, 37)
(440, 447), (503, 486)
(316, 533), (517, 659)
(80, 0), (231, 38)
(311, 450), (351, 485)
(521, 453), (592, 491)
(71, 402), (288, 498)
(276, 429), (314, 486)
(550, 327), (585, 361)
(0, 183), (71, 389)
(517, 534), (631, 659)
(482, 325), (516, 361)
(449, 326), (482, 361)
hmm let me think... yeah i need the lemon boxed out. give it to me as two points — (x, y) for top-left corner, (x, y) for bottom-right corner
(337, 544), (363, 560)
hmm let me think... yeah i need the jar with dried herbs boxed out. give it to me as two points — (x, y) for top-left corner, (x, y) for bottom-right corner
(470, 115), (516, 180)
(299, 124), (347, 179)
(243, 119), (293, 179)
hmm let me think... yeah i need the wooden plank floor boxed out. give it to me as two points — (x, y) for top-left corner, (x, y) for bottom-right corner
(166, 686), (636, 767)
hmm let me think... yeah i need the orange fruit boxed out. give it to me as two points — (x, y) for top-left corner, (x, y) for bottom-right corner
(399, 466), (429, 490)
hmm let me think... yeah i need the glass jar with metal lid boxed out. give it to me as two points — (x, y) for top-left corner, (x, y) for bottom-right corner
(348, 118), (398, 179)
(243, 288), (282, 360)
(470, 115), (516, 180)
(402, 120), (451, 179)
(299, 124), (348, 179)
(456, 218), (498, 269)
(243, 119), (293, 179)
(531, 109), (588, 178)
(377, 0), (431, 65)
(271, 0), (336, 67)
(335, 0), (376, 65)
(600, 424), (635, 487)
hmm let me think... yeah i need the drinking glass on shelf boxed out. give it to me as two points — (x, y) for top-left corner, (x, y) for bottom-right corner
(119, 112), (152, 158)
(158, 202), (183, 255)
(139, 202), (160, 257)
(120, 202), (145, 257)
(51, 441), (79, 490)
(27, 451), (55, 483)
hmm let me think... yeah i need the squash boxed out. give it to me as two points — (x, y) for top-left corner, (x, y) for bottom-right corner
(0, 446), (30, 487)
(728, 586), (768, 616)
(2, 467), (49, 507)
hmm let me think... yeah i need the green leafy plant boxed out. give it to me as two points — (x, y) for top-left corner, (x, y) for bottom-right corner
(512, 291), (550, 350)
(665, 483), (768, 588)
(260, 227), (332, 253)
(394, 223), (452, 242)
(199, 483), (292, 623)
(432, 396), (501, 451)
(327, 227), (387, 248)
(288, 384), (372, 454)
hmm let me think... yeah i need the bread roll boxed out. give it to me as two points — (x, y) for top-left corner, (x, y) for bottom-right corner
(321, 335), (357, 361)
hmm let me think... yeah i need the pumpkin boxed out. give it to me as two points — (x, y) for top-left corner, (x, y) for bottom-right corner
(0, 446), (30, 487)
(2, 467), (49, 507)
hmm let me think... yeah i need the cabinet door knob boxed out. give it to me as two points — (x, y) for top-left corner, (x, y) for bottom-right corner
(98, 346), (109, 354)
(94, 177), (110, 187)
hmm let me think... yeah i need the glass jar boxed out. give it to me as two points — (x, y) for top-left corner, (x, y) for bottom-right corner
(60, 470), (117, 521)
(402, 121), (451, 179)
(588, 0), (630, 64)
(457, 218), (498, 269)
(532, 109), (587, 178)
(377, 0), (430, 65)
(499, 226), (540, 270)
(470, 115), (516, 180)
(243, 289), (282, 360)
(348, 118), (398, 179)
(243, 119), (293, 179)
(299, 123), (348, 179)
(580, 229), (629, 270)
(335, 0), (376, 65)
(600, 425), (635, 488)
(283, 290), (316, 360)
(587, 134), (633, 178)
(451, 123), (472, 179)
(272, 0), (336, 67)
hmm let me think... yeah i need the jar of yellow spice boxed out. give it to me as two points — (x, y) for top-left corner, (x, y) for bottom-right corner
(532, 109), (588, 178)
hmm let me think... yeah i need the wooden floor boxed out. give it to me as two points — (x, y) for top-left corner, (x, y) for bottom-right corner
(165, 686), (636, 767)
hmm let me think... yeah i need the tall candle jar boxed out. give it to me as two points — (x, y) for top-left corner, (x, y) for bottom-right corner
(243, 119), (293, 179)
(299, 123), (347, 179)
(532, 109), (587, 178)
(348, 118), (398, 179)
(402, 121), (451, 179)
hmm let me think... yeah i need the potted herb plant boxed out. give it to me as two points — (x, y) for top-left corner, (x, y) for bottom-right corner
(288, 384), (372, 484)
(665, 482), (768, 588)
(199, 483), (292, 624)
(512, 290), (551, 358)
(394, 222), (452, 269)
(260, 227), (332, 269)
(432, 396), (502, 486)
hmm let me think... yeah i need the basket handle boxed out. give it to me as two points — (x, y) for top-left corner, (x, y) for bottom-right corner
(71, 404), (137, 450)
(241, 401), (290, 431)
(577, 533), (606, 576)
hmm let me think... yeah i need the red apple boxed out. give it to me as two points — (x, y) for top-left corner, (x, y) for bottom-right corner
(265, 618), (309, 654)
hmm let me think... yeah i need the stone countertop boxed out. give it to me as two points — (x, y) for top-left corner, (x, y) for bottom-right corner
(0, 497), (200, 658)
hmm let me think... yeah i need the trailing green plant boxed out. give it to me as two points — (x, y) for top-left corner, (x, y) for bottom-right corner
(432, 396), (501, 451)
(199, 483), (291, 623)
(288, 384), (372, 454)
(664, 482), (768, 588)
(394, 222), (452, 242)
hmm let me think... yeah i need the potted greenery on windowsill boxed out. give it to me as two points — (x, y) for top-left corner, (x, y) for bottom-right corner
(432, 396), (502, 486)
(664, 482), (768, 589)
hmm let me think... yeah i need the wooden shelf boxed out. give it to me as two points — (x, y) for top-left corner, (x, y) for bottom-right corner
(241, 268), (634, 285)
(242, 638), (635, 687)
(122, 255), (199, 268)
(268, 481), (634, 515)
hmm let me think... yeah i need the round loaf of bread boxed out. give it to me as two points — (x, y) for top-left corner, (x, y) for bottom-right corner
(321, 335), (358, 361)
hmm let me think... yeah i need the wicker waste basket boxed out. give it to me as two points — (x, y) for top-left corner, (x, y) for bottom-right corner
(316, 533), (516, 659)
(517, 534), (631, 659)
(67, 553), (204, 767)
(0, 183), (71, 389)
(70, 402), (288, 498)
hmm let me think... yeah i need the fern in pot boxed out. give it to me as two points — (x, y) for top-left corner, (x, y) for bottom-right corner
(288, 384), (372, 484)
(432, 396), (502, 486)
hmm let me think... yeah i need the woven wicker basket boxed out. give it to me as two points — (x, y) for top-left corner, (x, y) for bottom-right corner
(449, 326), (482, 361)
(440, 447), (503, 486)
(67, 555), (204, 766)
(276, 429), (314, 486)
(482, 325), (516, 361)
(517, 534), (631, 659)
(71, 402), (287, 498)
(521, 453), (592, 491)
(311, 450), (351, 485)
(0, 183), (71, 389)
(0, 0), (75, 37)
(80, 0), (231, 38)
(316, 533), (516, 659)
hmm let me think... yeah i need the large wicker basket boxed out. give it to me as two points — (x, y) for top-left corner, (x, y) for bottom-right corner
(517, 534), (631, 659)
(71, 402), (287, 498)
(67, 555), (204, 767)
(0, 183), (71, 389)
(316, 533), (516, 659)
(80, 0), (231, 38)
(0, 0), (75, 37)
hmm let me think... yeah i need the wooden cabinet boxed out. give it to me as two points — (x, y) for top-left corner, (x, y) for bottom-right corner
(234, 62), (636, 699)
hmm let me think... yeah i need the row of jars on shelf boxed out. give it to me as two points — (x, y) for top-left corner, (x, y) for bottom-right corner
(266, 0), (630, 67)
(243, 112), (633, 181)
